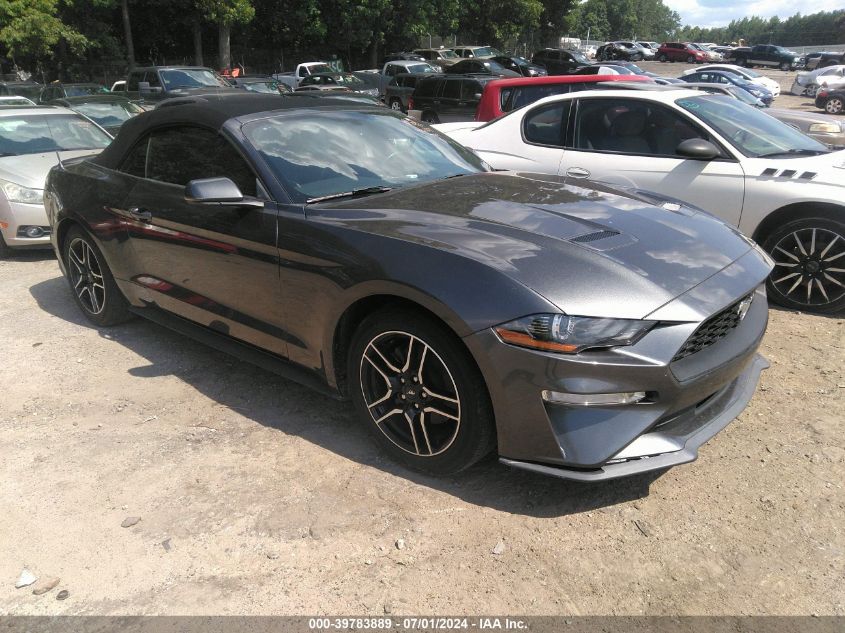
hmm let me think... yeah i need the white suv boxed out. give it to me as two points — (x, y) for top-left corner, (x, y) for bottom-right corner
(436, 88), (845, 312)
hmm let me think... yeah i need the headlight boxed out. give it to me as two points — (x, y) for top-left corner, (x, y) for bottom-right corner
(809, 122), (842, 133)
(0, 179), (44, 205)
(494, 314), (656, 354)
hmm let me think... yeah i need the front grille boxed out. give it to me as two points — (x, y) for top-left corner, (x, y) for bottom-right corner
(672, 294), (752, 361)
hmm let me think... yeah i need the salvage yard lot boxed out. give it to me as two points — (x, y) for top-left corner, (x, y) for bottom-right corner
(1, 66), (844, 616)
(1, 252), (843, 615)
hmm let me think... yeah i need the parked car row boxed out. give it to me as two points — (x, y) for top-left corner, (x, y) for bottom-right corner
(40, 91), (776, 484)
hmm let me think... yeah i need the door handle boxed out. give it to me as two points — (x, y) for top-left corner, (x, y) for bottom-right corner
(128, 207), (152, 222)
(566, 167), (591, 179)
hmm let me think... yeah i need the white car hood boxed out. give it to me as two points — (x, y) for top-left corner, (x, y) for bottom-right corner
(0, 150), (101, 189)
(433, 121), (485, 136)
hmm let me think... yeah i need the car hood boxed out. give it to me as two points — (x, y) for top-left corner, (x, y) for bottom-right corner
(0, 150), (102, 189)
(313, 172), (757, 320)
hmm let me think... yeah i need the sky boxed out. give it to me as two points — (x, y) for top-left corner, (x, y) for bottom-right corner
(671, 0), (845, 27)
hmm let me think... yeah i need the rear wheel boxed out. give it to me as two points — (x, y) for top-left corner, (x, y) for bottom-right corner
(686, 55), (696, 63)
(762, 217), (845, 313)
(806, 84), (818, 97)
(63, 226), (132, 326)
(658, 54), (667, 62)
(825, 97), (843, 115)
(389, 98), (404, 112)
(348, 309), (496, 475)
(421, 111), (440, 123)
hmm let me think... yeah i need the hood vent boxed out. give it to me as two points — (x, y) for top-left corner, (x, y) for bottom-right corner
(571, 229), (621, 243)
(760, 167), (817, 181)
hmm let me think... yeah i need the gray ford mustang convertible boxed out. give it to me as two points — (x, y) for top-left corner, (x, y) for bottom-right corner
(45, 93), (772, 481)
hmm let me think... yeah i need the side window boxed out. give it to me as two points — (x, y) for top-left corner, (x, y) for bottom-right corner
(441, 80), (461, 99)
(145, 127), (257, 195)
(523, 101), (571, 146)
(145, 72), (161, 88)
(462, 80), (483, 100)
(298, 66), (308, 77)
(127, 72), (144, 91)
(415, 79), (437, 98)
(573, 99), (709, 157)
(119, 137), (149, 178)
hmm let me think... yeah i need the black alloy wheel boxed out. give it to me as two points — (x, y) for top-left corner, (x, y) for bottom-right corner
(63, 226), (132, 326)
(763, 218), (845, 313)
(349, 309), (496, 474)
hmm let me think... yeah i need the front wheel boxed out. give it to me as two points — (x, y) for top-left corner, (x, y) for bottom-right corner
(63, 226), (132, 326)
(658, 54), (667, 62)
(421, 111), (440, 123)
(780, 61), (791, 71)
(806, 84), (818, 97)
(686, 55), (696, 63)
(825, 96), (843, 115)
(348, 309), (496, 475)
(762, 217), (845, 313)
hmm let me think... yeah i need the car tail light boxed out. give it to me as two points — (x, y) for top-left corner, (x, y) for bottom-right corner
(408, 96), (414, 110)
(818, 89), (830, 98)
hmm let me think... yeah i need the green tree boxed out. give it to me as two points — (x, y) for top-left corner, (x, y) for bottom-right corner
(0, 0), (88, 59)
(197, 0), (254, 69)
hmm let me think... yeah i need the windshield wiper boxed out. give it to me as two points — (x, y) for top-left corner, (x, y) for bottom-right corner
(306, 186), (393, 204)
(756, 148), (830, 158)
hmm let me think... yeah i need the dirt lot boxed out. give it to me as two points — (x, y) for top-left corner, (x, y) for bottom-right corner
(1, 69), (844, 616)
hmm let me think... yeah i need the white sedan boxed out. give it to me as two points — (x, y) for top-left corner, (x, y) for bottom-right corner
(681, 64), (781, 97)
(435, 88), (845, 313)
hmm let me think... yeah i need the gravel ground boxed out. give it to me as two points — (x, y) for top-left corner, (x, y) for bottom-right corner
(1, 70), (844, 616)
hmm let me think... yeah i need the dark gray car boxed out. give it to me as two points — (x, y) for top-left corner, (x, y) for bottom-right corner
(45, 93), (772, 481)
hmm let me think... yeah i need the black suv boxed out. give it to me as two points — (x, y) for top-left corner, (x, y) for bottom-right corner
(531, 48), (592, 75)
(120, 66), (237, 103)
(410, 75), (492, 123)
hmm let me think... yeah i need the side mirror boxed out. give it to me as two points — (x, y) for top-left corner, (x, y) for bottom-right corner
(185, 177), (264, 208)
(676, 138), (720, 160)
(473, 93), (482, 100)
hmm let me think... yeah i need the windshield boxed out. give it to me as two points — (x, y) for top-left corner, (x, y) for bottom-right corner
(0, 114), (112, 156)
(406, 63), (439, 74)
(243, 80), (284, 94)
(6, 84), (41, 100)
(471, 47), (502, 57)
(740, 68), (761, 78)
(72, 101), (142, 127)
(725, 86), (762, 106)
(675, 95), (827, 157)
(570, 51), (590, 64)
(159, 69), (229, 89)
(65, 85), (109, 97)
(623, 64), (646, 75)
(307, 64), (333, 75)
(439, 50), (459, 59)
(244, 110), (486, 202)
(332, 74), (364, 86)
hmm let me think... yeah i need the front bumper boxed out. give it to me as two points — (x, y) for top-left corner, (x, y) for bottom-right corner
(464, 249), (771, 481)
(501, 354), (767, 481)
(0, 199), (51, 249)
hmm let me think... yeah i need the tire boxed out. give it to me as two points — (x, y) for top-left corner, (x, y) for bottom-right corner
(779, 61), (791, 71)
(686, 55), (696, 64)
(761, 217), (845, 313)
(658, 54), (667, 63)
(421, 111), (440, 123)
(632, 53), (642, 62)
(348, 308), (496, 475)
(825, 97), (843, 115)
(806, 84), (818, 97)
(738, 58), (748, 67)
(389, 98), (404, 112)
(62, 226), (132, 326)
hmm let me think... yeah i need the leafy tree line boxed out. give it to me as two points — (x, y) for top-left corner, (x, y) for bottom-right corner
(676, 11), (845, 47)
(1, 0), (844, 82)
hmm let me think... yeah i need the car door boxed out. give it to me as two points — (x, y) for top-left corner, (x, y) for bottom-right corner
(437, 78), (466, 122)
(558, 97), (745, 226)
(118, 125), (287, 356)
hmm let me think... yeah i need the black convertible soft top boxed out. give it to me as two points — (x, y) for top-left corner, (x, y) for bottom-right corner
(93, 92), (379, 169)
